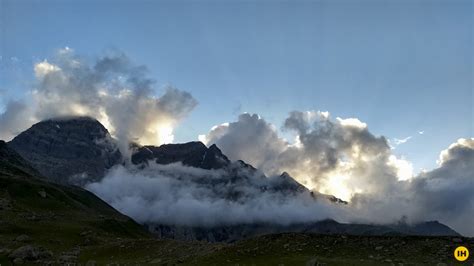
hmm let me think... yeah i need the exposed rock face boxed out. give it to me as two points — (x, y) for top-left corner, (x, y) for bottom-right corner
(132, 141), (230, 170)
(8, 117), (121, 184)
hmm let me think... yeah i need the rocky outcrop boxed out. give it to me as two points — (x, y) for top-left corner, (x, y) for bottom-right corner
(8, 117), (121, 184)
(132, 141), (230, 170)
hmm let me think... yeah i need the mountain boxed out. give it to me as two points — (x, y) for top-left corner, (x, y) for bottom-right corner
(0, 141), (40, 178)
(132, 141), (230, 170)
(8, 117), (122, 185)
(0, 139), (469, 265)
(0, 138), (150, 264)
(5, 116), (462, 243)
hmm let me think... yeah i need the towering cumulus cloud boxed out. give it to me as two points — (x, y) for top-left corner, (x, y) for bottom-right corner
(202, 114), (474, 236)
(202, 111), (408, 201)
(0, 48), (197, 150)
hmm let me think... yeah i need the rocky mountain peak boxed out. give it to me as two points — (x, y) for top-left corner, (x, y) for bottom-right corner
(132, 141), (230, 170)
(8, 116), (122, 184)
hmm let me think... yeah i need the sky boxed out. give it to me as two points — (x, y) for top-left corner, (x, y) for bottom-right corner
(1, 0), (473, 174)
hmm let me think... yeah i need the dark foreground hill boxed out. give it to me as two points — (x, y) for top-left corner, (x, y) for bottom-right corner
(0, 140), (149, 264)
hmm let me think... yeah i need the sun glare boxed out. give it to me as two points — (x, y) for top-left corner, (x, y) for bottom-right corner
(157, 124), (174, 144)
(320, 174), (352, 202)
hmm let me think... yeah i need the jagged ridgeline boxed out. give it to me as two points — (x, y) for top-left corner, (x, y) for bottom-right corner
(1, 117), (461, 244)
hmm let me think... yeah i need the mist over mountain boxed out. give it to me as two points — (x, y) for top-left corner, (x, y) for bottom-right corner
(4, 116), (471, 240)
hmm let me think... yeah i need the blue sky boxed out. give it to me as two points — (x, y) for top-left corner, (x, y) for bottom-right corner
(1, 0), (472, 172)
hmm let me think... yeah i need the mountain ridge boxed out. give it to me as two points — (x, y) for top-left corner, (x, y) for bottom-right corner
(4, 116), (463, 241)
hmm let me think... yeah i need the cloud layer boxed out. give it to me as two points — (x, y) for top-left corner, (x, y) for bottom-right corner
(86, 162), (349, 227)
(0, 48), (197, 151)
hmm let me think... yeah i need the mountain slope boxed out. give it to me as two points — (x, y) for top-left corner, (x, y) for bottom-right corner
(0, 140), (148, 264)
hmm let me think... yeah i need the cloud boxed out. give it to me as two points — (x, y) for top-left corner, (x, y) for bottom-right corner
(86, 136), (474, 236)
(86, 162), (349, 227)
(203, 111), (400, 201)
(352, 138), (474, 236)
(0, 48), (197, 152)
(393, 136), (412, 145)
(411, 138), (474, 236)
(199, 113), (288, 176)
(0, 100), (34, 141)
(201, 113), (473, 236)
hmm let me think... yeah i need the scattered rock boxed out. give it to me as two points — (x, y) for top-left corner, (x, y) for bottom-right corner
(0, 198), (12, 210)
(15, 234), (31, 242)
(13, 258), (24, 265)
(306, 258), (319, 266)
(86, 260), (97, 266)
(150, 258), (162, 264)
(38, 190), (47, 198)
(8, 245), (52, 261)
(58, 254), (77, 263)
(375, 246), (384, 251)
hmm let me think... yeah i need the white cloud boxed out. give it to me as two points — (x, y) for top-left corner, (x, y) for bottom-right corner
(1, 48), (198, 153)
(34, 60), (61, 78)
(393, 136), (412, 145)
(336, 117), (367, 129)
(203, 111), (397, 201)
(200, 113), (474, 235)
(87, 162), (349, 227)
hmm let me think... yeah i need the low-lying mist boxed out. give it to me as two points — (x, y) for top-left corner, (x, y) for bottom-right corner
(86, 162), (349, 227)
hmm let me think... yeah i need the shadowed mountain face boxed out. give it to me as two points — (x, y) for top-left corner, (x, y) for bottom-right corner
(132, 142), (230, 170)
(8, 117), (122, 185)
(0, 140), (40, 178)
